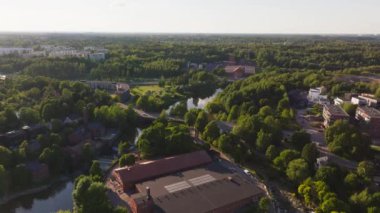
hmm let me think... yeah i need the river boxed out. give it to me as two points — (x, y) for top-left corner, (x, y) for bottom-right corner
(166, 88), (222, 114)
(2, 181), (74, 213)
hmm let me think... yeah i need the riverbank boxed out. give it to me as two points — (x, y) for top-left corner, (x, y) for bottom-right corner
(0, 176), (70, 206)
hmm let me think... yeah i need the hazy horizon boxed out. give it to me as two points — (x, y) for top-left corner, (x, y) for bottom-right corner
(1, 0), (380, 34)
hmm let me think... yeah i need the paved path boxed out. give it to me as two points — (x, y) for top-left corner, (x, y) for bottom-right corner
(295, 108), (358, 171)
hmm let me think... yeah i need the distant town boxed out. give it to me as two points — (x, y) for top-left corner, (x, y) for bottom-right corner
(0, 45), (107, 61)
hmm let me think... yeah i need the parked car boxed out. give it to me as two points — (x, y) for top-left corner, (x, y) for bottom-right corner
(243, 169), (253, 177)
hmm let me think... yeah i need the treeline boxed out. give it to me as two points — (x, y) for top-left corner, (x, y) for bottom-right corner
(2, 35), (380, 81)
(0, 76), (112, 132)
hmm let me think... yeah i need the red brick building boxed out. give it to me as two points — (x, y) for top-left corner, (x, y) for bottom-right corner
(111, 151), (265, 213)
(113, 150), (212, 191)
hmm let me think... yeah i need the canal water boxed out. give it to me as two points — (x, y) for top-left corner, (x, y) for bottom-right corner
(166, 88), (222, 114)
(2, 181), (74, 213)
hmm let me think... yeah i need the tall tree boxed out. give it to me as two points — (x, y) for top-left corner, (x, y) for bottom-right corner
(286, 158), (310, 183)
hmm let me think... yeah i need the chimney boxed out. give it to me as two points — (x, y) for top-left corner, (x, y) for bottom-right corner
(146, 187), (151, 200)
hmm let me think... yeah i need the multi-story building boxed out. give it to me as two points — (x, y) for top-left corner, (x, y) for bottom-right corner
(88, 52), (106, 61)
(323, 104), (349, 127)
(350, 93), (379, 107)
(334, 93), (356, 105)
(307, 87), (329, 105)
(358, 94), (379, 107)
(355, 106), (380, 138)
(224, 65), (255, 79)
(0, 47), (33, 56)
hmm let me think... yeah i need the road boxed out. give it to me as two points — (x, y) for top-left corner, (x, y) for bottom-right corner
(295, 108), (358, 171)
(315, 143), (358, 170)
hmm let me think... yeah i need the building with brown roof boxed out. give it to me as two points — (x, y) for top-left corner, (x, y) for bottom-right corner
(355, 106), (380, 138)
(113, 150), (212, 190)
(224, 65), (255, 79)
(323, 104), (349, 127)
(110, 150), (265, 213)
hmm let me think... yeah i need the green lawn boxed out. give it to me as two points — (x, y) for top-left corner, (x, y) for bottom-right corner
(131, 85), (163, 96)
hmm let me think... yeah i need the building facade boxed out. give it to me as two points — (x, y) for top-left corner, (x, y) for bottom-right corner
(307, 87), (329, 105)
(355, 106), (380, 138)
(323, 104), (349, 127)
(110, 151), (265, 213)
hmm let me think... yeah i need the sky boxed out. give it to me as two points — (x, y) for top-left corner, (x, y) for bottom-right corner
(0, 0), (379, 34)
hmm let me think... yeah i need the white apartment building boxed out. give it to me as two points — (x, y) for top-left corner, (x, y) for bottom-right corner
(351, 94), (379, 107)
(89, 52), (106, 61)
(307, 87), (329, 105)
(0, 47), (33, 56)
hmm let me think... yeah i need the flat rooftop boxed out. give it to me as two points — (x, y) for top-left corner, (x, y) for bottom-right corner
(133, 161), (264, 213)
(324, 105), (349, 117)
(115, 150), (212, 185)
(358, 106), (380, 118)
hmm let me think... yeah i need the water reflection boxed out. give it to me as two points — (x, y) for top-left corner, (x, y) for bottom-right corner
(134, 128), (142, 146)
(167, 88), (222, 114)
(2, 181), (74, 213)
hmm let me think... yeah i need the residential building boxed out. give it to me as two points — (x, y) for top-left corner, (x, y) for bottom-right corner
(307, 87), (329, 105)
(0, 47), (33, 56)
(216, 121), (233, 134)
(224, 65), (255, 79)
(116, 83), (130, 93)
(334, 97), (345, 105)
(84, 46), (108, 53)
(350, 93), (379, 107)
(83, 81), (117, 91)
(351, 97), (366, 106)
(110, 150), (265, 213)
(355, 106), (380, 138)
(23, 51), (47, 58)
(322, 104), (349, 127)
(358, 93), (379, 107)
(26, 161), (49, 182)
(334, 94), (354, 105)
(316, 156), (330, 168)
(89, 52), (106, 61)
(0, 75), (6, 81)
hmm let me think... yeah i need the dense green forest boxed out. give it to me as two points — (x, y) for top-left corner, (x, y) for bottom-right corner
(1, 34), (380, 213)
(1, 34), (380, 80)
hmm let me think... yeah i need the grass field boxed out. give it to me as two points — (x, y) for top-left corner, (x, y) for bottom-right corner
(131, 85), (163, 96)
